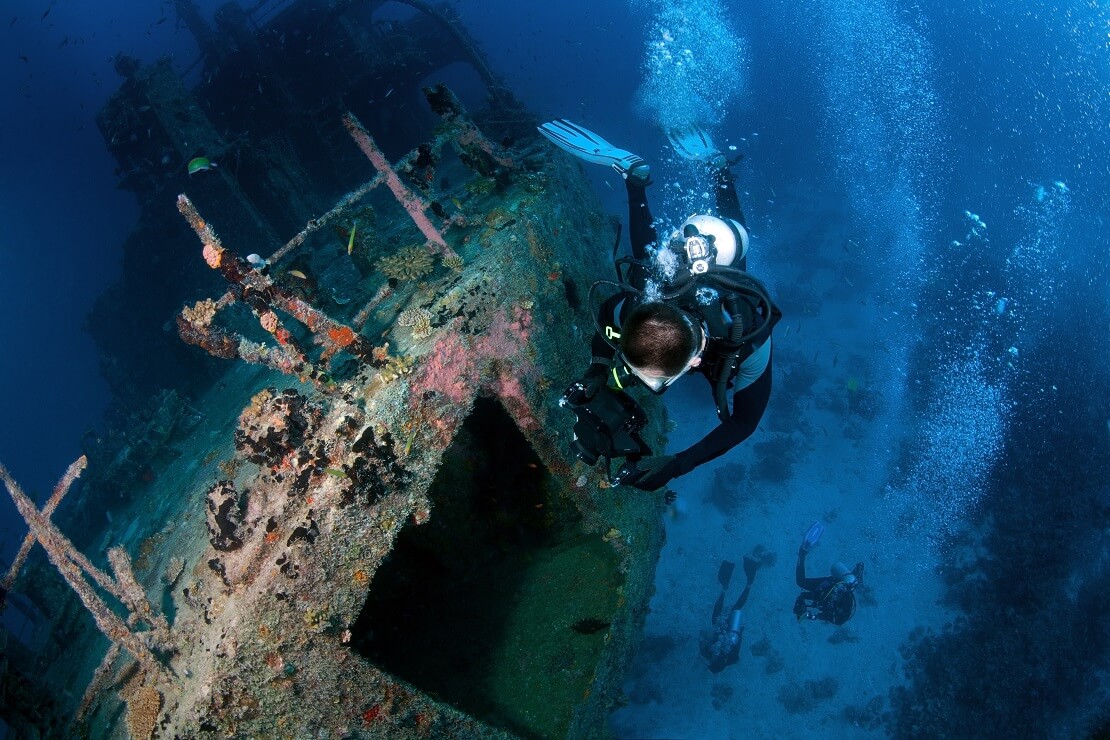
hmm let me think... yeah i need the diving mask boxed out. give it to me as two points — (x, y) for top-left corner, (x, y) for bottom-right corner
(622, 321), (707, 394)
(625, 360), (696, 393)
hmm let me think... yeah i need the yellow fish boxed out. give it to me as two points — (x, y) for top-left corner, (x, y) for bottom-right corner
(347, 223), (357, 255)
(451, 197), (463, 210)
(288, 270), (308, 280)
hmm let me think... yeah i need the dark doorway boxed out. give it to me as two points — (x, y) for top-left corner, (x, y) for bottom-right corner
(351, 398), (623, 738)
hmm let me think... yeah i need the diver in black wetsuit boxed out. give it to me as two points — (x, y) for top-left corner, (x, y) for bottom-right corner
(700, 556), (761, 673)
(539, 120), (780, 492)
(793, 521), (863, 626)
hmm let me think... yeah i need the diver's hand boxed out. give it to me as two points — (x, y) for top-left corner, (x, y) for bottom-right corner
(560, 365), (609, 407)
(616, 455), (678, 490)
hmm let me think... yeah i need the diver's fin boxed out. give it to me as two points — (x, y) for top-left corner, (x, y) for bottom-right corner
(801, 520), (824, 553)
(742, 555), (759, 584)
(667, 125), (726, 167)
(538, 119), (651, 183)
(717, 560), (736, 590)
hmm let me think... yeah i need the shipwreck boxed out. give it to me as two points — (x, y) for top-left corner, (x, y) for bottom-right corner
(0, 1), (669, 738)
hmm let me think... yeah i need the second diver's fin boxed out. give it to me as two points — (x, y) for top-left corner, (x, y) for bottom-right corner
(717, 560), (736, 590)
(666, 125), (726, 168)
(742, 555), (760, 585)
(801, 520), (825, 553)
(538, 119), (651, 183)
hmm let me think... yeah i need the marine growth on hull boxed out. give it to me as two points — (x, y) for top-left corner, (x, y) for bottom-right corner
(0, 3), (669, 737)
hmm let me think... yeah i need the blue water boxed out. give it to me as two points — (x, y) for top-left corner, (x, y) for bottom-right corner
(1, 0), (1107, 736)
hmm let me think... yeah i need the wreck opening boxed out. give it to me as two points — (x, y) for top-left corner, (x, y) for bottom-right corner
(352, 397), (625, 738)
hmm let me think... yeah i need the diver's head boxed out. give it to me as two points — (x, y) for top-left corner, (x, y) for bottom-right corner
(620, 302), (705, 392)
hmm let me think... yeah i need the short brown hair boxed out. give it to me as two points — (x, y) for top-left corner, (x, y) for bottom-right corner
(621, 303), (699, 375)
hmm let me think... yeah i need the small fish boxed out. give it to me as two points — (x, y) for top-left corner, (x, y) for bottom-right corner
(782, 323), (792, 338)
(187, 156), (217, 175)
(288, 269), (308, 279)
(450, 197), (463, 210)
(9, 17), (16, 27)
(347, 223), (357, 255)
(383, 87), (394, 98)
(41, 7), (50, 21)
(833, 352), (839, 367)
(844, 276), (855, 287)
(323, 467), (347, 478)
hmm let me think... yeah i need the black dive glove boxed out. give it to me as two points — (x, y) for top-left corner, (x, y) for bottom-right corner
(561, 364), (609, 408)
(614, 454), (679, 491)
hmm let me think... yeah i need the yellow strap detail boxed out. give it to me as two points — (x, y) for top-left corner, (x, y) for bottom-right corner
(611, 366), (624, 389)
(605, 326), (621, 340)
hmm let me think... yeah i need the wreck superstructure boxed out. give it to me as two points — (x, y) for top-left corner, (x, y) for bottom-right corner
(87, 0), (525, 411)
(1, 1), (671, 738)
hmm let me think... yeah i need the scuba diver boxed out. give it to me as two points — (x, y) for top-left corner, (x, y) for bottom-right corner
(540, 119), (781, 491)
(793, 521), (864, 626)
(700, 555), (760, 673)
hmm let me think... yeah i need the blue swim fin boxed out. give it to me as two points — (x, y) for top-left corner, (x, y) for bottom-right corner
(666, 125), (726, 168)
(537, 119), (650, 183)
(801, 520), (824, 552)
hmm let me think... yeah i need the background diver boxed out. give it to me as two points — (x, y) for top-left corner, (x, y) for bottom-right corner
(793, 521), (864, 626)
(539, 119), (781, 492)
(700, 555), (761, 673)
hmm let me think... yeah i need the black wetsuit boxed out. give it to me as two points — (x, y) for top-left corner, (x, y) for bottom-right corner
(793, 550), (856, 626)
(590, 169), (774, 488)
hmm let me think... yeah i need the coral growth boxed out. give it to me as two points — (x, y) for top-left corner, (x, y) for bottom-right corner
(465, 176), (496, 197)
(397, 307), (434, 339)
(233, 389), (321, 468)
(205, 481), (244, 552)
(343, 425), (408, 507)
(182, 298), (218, 328)
(377, 245), (434, 282)
(125, 684), (163, 740)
